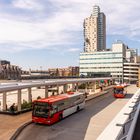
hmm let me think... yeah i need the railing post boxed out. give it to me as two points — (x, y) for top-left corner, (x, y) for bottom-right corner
(17, 89), (22, 111)
(28, 87), (32, 102)
(45, 86), (48, 98)
(85, 82), (88, 92)
(76, 83), (79, 91)
(63, 84), (68, 93)
(72, 83), (75, 91)
(93, 81), (96, 91)
(2, 92), (7, 111)
(57, 85), (59, 95)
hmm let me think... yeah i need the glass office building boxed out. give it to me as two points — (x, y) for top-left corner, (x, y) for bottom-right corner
(80, 51), (124, 82)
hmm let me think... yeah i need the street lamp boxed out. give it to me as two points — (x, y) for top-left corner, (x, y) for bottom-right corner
(40, 66), (42, 75)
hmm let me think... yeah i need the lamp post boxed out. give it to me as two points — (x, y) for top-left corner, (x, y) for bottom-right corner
(40, 66), (42, 75)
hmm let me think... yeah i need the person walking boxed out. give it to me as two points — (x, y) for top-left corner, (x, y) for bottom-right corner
(0, 101), (1, 111)
(10, 103), (16, 113)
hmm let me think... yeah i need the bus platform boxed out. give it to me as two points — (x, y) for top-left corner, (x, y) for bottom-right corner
(0, 112), (31, 140)
(0, 85), (114, 140)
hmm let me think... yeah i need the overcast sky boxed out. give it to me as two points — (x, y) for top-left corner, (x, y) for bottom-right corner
(0, 0), (140, 70)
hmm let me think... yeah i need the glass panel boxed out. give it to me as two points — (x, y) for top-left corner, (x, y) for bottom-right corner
(114, 89), (123, 94)
(33, 102), (49, 118)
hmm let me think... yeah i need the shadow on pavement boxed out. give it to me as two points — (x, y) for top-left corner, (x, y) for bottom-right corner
(123, 93), (134, 99)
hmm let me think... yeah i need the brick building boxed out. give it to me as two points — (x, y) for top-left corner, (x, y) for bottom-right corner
(0, 60), (22, 80)
(48, 66), (79, 77)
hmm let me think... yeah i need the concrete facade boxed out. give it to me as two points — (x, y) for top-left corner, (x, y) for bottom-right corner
(48, 66), (79, 77)
(138, 68), (140, 87)
(124, 63), (140, 83)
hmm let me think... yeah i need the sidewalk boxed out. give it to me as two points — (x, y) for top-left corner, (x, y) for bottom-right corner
(0, 112), (31, 140)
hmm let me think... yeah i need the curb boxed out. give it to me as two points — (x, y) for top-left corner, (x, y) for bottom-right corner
(85, 91), (109, 101)
(0, 108), (32, 115)
(10, 121), (32, 140)
(85, 87), (113, 102)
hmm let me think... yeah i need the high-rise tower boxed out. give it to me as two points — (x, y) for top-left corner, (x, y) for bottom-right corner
(84, 5), (106, 52)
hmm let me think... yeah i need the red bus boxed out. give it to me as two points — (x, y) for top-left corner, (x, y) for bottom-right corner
(113, 85), (126, 98)
(32, 92), (85, 125)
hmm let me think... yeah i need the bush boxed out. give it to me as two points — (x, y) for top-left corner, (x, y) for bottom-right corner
(21, 101), (32, 110)
(78, 83), (86, 89)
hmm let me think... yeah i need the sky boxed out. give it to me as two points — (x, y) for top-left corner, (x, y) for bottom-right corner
(0, 0), (140, 70)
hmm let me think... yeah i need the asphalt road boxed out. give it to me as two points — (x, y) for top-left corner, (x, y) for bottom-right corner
(16, 85), (138, 140)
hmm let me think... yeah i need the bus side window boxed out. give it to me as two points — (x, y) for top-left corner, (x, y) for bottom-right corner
(75, 96), (81, 104)
(57, 101), (66, 111)
(50, 105), (58, 117)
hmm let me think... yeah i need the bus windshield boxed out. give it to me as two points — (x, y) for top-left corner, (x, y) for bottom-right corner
(33, 102), (50, 118)
(114, 88), (123, 94)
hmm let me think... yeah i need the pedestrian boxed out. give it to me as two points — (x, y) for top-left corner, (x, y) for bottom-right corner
(37, 96), (41, 99)
(85, 92), (88, 98)
(10, 103), (16, 113)
(0, 101), (1, 111)
(100, 86), (103, 91)
(52, 92), (55, 96)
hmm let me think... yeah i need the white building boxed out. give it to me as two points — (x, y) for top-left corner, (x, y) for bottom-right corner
(123, 63), (140, 83)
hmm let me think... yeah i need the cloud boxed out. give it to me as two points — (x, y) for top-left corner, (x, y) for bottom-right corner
(0, 19), (42, 42)
(0, 0), (140, 53)
(67, 48), (81, 52)
(0, 14), (80, 52)
(102, 1), (140, 35)
(12, 0), (44, 10)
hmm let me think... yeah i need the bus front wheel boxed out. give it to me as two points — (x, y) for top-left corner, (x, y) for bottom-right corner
(77, 106), (80, 112)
